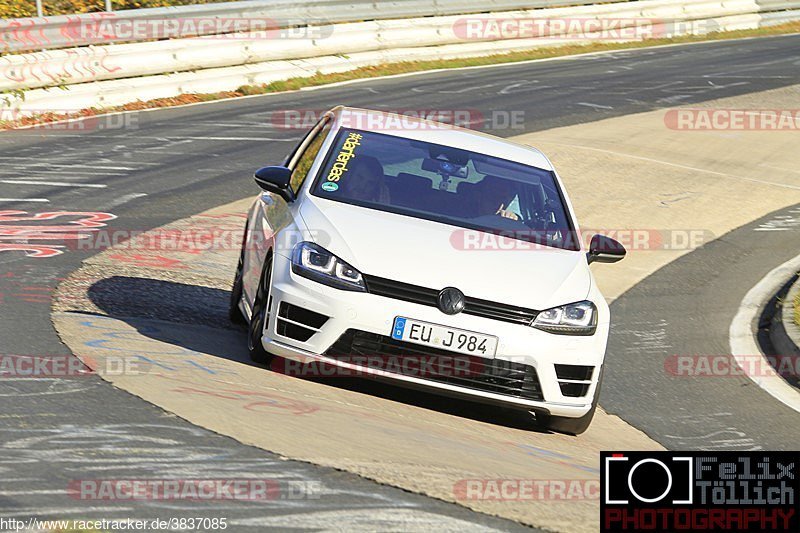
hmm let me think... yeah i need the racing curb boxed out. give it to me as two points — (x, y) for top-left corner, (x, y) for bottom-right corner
(771, 273), (800, 358)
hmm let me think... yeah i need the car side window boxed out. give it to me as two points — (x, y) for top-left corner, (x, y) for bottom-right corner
(289, 121), (332, 194)
(283, 123), (316, 167)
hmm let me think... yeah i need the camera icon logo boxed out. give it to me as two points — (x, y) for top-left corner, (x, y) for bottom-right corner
(604, 455), (693, 505)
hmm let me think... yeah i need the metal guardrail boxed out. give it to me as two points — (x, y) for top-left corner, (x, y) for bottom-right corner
(0, 0), (629, 54)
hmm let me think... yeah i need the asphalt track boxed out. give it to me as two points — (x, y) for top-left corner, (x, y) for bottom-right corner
(2, 33), (800, 528)
(605, 203), (800, 451)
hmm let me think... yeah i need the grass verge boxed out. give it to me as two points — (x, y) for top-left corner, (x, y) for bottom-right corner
(2, 21), (799, 130)
(794, 286), (800, 327)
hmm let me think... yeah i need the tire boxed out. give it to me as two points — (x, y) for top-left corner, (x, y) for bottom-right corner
(539, 368), (603, 436)
(228, 222), (248, 324)
(248, 254), (275, 365)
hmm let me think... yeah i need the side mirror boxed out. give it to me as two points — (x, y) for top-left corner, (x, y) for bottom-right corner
(254, 166), (294, 202)
(587, 234), (626, 265)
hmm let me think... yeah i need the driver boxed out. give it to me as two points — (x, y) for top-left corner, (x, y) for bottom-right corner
(342, 155), (390, 203)
(475, 175), (519, 221)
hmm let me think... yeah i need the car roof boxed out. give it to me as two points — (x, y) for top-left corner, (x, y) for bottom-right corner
(329, 106), (554, 171)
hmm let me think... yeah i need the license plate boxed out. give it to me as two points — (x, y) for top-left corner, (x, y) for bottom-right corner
(391, 317), (497, 357)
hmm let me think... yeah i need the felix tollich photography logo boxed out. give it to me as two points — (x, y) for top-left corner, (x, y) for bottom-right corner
(601, 452), (797, 531)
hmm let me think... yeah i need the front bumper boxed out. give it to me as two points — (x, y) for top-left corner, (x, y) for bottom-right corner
(258, 252), (609, 418)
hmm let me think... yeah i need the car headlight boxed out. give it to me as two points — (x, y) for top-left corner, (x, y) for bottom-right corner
(532, 300), (597, 335)
(291, 242), (366, 292)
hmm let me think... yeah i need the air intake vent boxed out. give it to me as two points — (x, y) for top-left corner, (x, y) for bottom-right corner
(558, 382), (591, 397)
(276, 302), (328, 342)
(554, 365), (593, 381)
(554, 364), (594, 397)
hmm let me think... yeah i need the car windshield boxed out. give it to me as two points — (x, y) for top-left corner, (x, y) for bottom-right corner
(310, 128), (578, 251)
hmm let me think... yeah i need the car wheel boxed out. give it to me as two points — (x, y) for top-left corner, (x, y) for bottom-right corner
(248, 254), (275, 365)
(539, 368), (602, 436)
(228, 222), (248, 324)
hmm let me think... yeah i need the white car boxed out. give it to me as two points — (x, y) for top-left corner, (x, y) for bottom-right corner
(230, 106), (625, 435)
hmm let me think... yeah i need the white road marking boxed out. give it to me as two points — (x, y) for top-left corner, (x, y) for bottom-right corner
(136, 136), (294, 142)
(0, 378), (75, 382)
(754, 211), (800, 232)
(704, 75), (794, 79)
(729, 252), (800, 414)
(174, 136), (279, 141)
(0, 171), (128, 177)
(0, 386), (91, 397)
(663, 428), (761, 451)
(230, 509), (503, 531)
(440, 82), (500, 94)
(0, 489), (65, 496)
(657, 94), (692, 104)
(104, 193), (147, 209)
(0, 198), (49, 202)
(0, 160), (140, 170)
(498, 80), (540, 94)
(577, 102), (613, 110)
(704, 81), (750, 90)
(0, 180), (106, 188)
(0, 506), (133, 515)
(191, 122), (278, 128)
(702, 57), (798, 77)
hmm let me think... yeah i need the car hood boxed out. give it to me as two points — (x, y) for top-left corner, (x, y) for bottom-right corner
(299, 198), (591, 310)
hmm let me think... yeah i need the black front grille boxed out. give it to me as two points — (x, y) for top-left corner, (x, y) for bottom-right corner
(363, 275), (436, 307)
(326, 329), (543, 401)
(363, 274), (538, 325)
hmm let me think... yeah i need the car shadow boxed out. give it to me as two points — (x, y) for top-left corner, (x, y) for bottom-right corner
(87, 275), (550, 433)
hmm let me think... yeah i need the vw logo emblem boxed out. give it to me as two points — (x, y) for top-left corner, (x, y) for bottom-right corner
(437, 287), (465, 315)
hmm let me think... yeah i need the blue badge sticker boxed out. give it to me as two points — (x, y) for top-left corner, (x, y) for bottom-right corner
(321, 182), (339, 192)
(392, 317), (406, 340)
